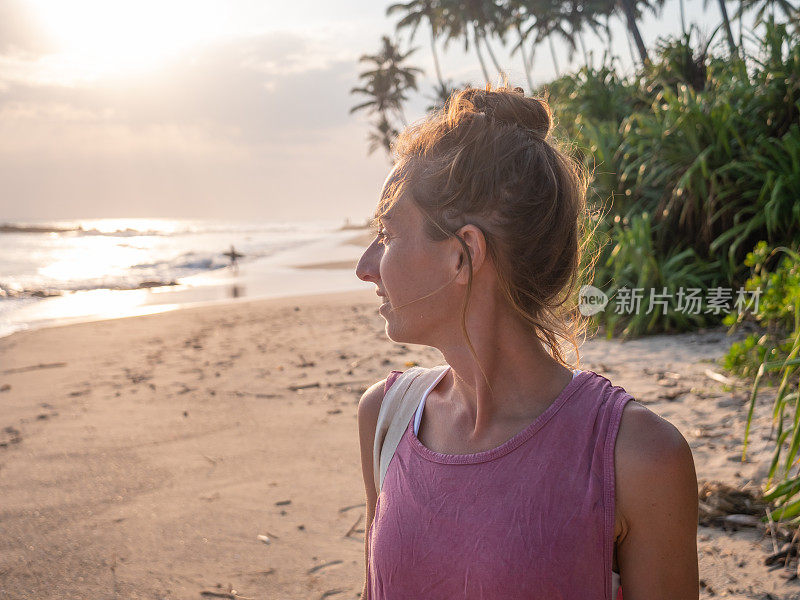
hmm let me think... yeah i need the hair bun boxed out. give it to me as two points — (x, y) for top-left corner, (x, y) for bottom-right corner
(459, 86), (552, 141)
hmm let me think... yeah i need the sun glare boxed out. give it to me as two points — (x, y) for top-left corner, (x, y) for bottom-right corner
(27, 0), (231, 79)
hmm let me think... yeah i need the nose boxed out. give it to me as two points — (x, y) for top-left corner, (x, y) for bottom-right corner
(356, 236), (382, 284)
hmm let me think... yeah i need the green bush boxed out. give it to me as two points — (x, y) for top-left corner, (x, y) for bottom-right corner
(725, 242), (800, 525)
(587, 211), (722, 338)
(549, 21), (800, 337)
(723, 241), (800, 378)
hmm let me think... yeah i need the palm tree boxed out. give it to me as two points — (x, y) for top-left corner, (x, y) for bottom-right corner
(350, 36), (423, 158)
(577, 30), (590, 65)
(591, 0), (664, 66)
(718, 0), (739, 55)
(524, 0), (579, 75)
(696, 0), (740, 56)
(680, 0), (687, 35)
(732, 0), (798, 31)
(603, 13), (615, 60)
(387, 1), (448, 94)
(506, 2), (538, 90)
(549, 36), (563, 75)
(350, 66), (406, 125)
(425, 79), (469, 112)
(481, 25), (506, 76)
(512, 0), (612, 78)
(563, 0), (612, 65)
(624, 23), (640, 65)
(350, 35), (423, 127)
(477, 0), (514, 77)
(438, 0), (505, 84)
(617, 0), (651, 65)
(367, 114), (400, 159)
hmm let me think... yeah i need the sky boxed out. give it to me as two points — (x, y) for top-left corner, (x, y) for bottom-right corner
(0, 0), (741, 224)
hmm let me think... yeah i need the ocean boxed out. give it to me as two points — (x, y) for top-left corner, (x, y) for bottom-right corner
(0, 217), (373, 338)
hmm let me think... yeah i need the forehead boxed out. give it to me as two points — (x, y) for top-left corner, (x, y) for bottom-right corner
(376, 197), (405, 227)
(375, 163), (415, 224)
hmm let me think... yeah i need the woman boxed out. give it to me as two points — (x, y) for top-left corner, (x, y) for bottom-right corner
(355, 84), (699, 599)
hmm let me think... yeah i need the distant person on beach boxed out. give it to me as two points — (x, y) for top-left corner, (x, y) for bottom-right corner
(224, 245), (243, 274)
(355, 84), (699, 599)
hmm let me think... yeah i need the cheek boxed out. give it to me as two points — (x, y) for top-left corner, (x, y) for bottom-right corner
(378, 244), (397, 283)
(379, 242), (412, 291)
(380, 240), (440, 297)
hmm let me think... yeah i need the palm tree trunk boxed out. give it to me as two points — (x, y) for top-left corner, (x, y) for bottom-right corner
(472, 23), (491, 84)
(429, 25), (445, 90)
(395, 107), (408, 128)
(625, 26), (639, 67)
(738, 0), (746, 60)
(604, 17), (614, 64)
(617, 0), (650, 65)
(578, 31), (590, 68)
(548, 35), (562, 77)
(680, 0), (687, 35)
(516, 22), (535, 92)
(480, 26), (504, 77)
(717, 0), (739, 56)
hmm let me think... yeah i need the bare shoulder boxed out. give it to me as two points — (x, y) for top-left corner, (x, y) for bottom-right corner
(614, 399), (700, 598)
(615, 400), (695, 473)
(614, 400), (696, 508)
(357, 379), (389, 473)
(357, 378), (388, 436)
(357, 378), (389, 507)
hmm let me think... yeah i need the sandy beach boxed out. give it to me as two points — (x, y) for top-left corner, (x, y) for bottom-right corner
(2, 0), (796, 595)
(1, 283), (798, 598)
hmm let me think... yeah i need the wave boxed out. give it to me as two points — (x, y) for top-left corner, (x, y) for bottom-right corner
(130, 251), (230, 273)
(0, 279), (180, 299)
(0, 224), (82, 234)
(0, 250), (236, 299)
(0, 219), (339, 238)
(0, 223), (208, 237)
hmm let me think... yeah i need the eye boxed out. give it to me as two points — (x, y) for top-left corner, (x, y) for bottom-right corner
(375, 225), (388, 245)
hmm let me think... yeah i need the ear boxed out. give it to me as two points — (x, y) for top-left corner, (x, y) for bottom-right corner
(453, 223), (486, 284)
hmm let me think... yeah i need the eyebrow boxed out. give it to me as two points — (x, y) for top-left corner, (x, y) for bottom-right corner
(371, 210), (395, 227)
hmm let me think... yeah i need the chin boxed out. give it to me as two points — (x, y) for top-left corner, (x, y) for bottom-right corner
(384, 318), (428, 346)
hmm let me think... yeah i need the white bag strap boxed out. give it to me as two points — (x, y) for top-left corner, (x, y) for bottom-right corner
(373, 365), (450, 494)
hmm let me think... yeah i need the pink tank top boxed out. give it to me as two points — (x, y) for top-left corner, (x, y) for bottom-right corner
(368, 367), (630, 599)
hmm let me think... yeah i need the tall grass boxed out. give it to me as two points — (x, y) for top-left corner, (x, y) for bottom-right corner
(727, 245), (800, 524)
(547, 20), (800, 337)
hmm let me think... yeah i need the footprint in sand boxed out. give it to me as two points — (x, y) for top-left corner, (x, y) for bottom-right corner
(0, 426), (22, 448)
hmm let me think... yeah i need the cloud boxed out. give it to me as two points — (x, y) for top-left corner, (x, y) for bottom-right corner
(131, 33), (361, 144)
(0, 31), (364, 146)
(0, 30), (390, 220)
(0, 0), (57, 57)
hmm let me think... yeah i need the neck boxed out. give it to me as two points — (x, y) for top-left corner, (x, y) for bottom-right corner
(434, 293), (573, 441)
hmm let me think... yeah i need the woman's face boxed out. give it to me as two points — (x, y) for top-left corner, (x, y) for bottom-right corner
(356, 170), (458, 344)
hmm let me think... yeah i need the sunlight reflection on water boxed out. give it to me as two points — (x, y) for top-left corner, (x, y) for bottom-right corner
(0, 218), (372, 338)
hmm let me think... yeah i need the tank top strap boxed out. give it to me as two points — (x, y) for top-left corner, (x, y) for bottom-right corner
(384, 370), (403, 395)
(603, 382), (635, 600)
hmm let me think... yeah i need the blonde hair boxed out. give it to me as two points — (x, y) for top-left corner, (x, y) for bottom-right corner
(373, 82), (595, 373)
